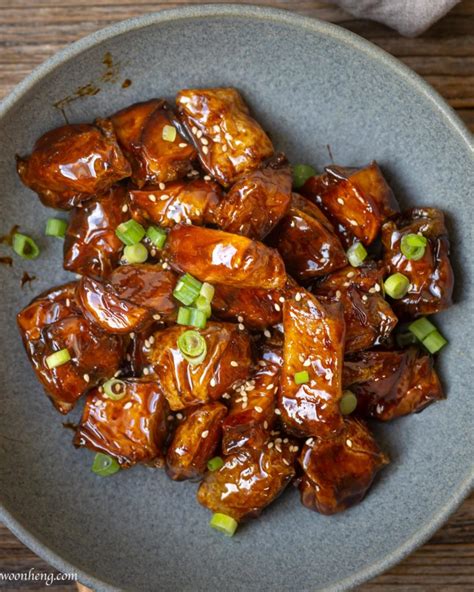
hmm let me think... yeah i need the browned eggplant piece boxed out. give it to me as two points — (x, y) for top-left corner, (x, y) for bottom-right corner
(76, 276), (152, 334)
(302, 162), (398, 247)
(268, 193), (347, 280)
(299, 418), (389, 515)
(74, 378), (169, 467)
(314, 264), (398, 353)
(17, 283), (125, 414)
(64, 185), (128, 278)
(214, 158), (292, 239)
(279, 290), (345, 438)
(343, 348), (444, 420)
(222, 359), (279, 454)
(166, 402), (227, 480)
(111, 99), (196, 186)
(381, 208), (454, 317)
(197, 440), (297, 521)
(166, 224), (286, 289)
(176, 87), (274, 187)
(109, 264), (178, 321)
(140, 322), (252, 410)
(128, 178), (222, 227)
(212, 284), (283, 329)
(16, 120), (131, 209)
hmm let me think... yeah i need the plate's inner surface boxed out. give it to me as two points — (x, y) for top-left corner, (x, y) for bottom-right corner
(0, 10), (472, 592)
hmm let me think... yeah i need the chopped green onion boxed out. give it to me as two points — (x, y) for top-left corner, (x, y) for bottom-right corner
(209, 513), (238, 537)
(401, 233), (428, 261)
(408, 317), (437, 341)
(173, 273), (202, 305)
(12, 233), (40, 260)
(103, 379), (126, 401)
(91, 453), (120, 477)
(183, 348), (208, 365)
(200, 282), (215, 303)
(177, 306), (192, 326)
(293, 164), (316, 189)
(189, 308), (207, 329)
(384, 273), (410, 299)
(115, 219), (146, 246)
(45, 218), (68, 239)
(146, 225), (167, 249)
(162, 124), (177, 142)
(340, 390), (357, 415)
(347, 242), (367, 267)
(207, 456), (224, 472)
(422, 330), (448, 354)
(195, 295), (212, 319)
(123, 243), (148, 264)
(45, 348), (71, 369)
(294, 370), (309, 385)
(177, 330), (206, 358)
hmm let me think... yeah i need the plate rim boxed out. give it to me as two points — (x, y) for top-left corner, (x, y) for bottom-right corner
(0, 4), (473, 592)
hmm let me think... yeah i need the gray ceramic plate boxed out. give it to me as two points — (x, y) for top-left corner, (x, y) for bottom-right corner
(0, 5), (472, 592)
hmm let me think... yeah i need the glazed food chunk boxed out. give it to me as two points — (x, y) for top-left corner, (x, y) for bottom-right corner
(299, 418), (389, 514)
(111, 99), (196, 186)
(381, 208), (454, 317)
(279, 290), (345, 438)
(302, 162), (398, 246)
(166, 402), (227, 480)
(314, 264), (398, 353)
(129, 178), (222, 227)
(197, 442), (297, 521)
(268, 193), (347, 280)
(212, 284), (283, 329)
(176, 87), (274, 186)
(17, 120), (131, 209)
(215, 158), (292, 239)
(343, 348), (444, 420)
(222, 359), (279, 454)
(64, 185), (128, 278)
(166, 224), (286, 289)
(74, 379), (169, 467)
(17, 283), (125, 414)
(140, 322), (251, 410)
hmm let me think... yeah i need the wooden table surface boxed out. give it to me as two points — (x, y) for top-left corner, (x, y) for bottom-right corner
(0, 1), (472, 590)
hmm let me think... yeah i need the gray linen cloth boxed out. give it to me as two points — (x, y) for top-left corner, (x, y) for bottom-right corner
(326, 0), (460, 36)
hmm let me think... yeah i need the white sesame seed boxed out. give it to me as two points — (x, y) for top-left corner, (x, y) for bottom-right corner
(65, 298), (71, 308)
(130, 332), (135, 339)
(149, 336), (155, 344)
(230, 361), (238, 367)
(176, 413), (183, 420)
(153, 314), (161, 321)
(283, 438), (289, 443)
(375, 283), (381, 292)
(335, 290), (341, 299)
(213, 125), (220, 133)
(204, 175), (211, 181)
(267, 442), (274, 449)
(263, 421), (269, 429)
(283, 459), (290, 466)
(201, 138), (209, 146)
(346, 439), (353, 448)
(201, 430), (209, 439)
(167, 415), (174, 421)
(123, 402), (132, 410)
(150, 248), (157, 257)
(274, 303), (281, 312)
(306, 438), (314, 446)
(222, 393), (231, 399)
(275, 444), (282, 452)
(222, 145), (228, 153)
(202, 146), (209, 155)
(264, 329), (271, 338)
(191, 126), (198, 135)
(144, 339), (150, 348)
(254, 406), (263, 413)
(178, 143), (187, 148)
(143, 367), (150, 375)
(368, 287), (376, 294)
(210, 377), (217, 387)
(121, 204), (128, 213)
(197, 130), (203, 139)
(266, 383), (274, 390)
(299, 353), (305, 363)
(83, 373), (90, 383)
(159, 182), (166, 190)
(347, 271), (355, 278)
(362, 295), (368, 302)
(162, 262), (169, 269)
(114, 370), (121, 377)
(242, 402), (248, 409)
(148, 194), (156, 202)
(337, 198), (344, 205)
(258, 360), (266, 366)
(275, 437), (282, 444)
(238, 323), (245, 331)
(237, 315), (244, 323)
(295, 292), (302, 302)
(275, 408), (281, 415)
(160, 193), (170, 201)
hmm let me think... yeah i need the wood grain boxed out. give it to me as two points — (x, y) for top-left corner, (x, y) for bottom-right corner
(0, 1), (472, 590)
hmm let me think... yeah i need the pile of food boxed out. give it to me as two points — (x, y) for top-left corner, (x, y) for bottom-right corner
(13, 87), (454, 536)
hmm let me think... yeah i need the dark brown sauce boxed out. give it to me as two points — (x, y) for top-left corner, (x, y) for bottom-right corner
(0, 256), (12, 266)
(63, 422), (78, 432)
(122, 78), (132, 89)
(102, 51), (120, 83)
(21, 271), (36, 288)
(0, 224), (19, 246)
